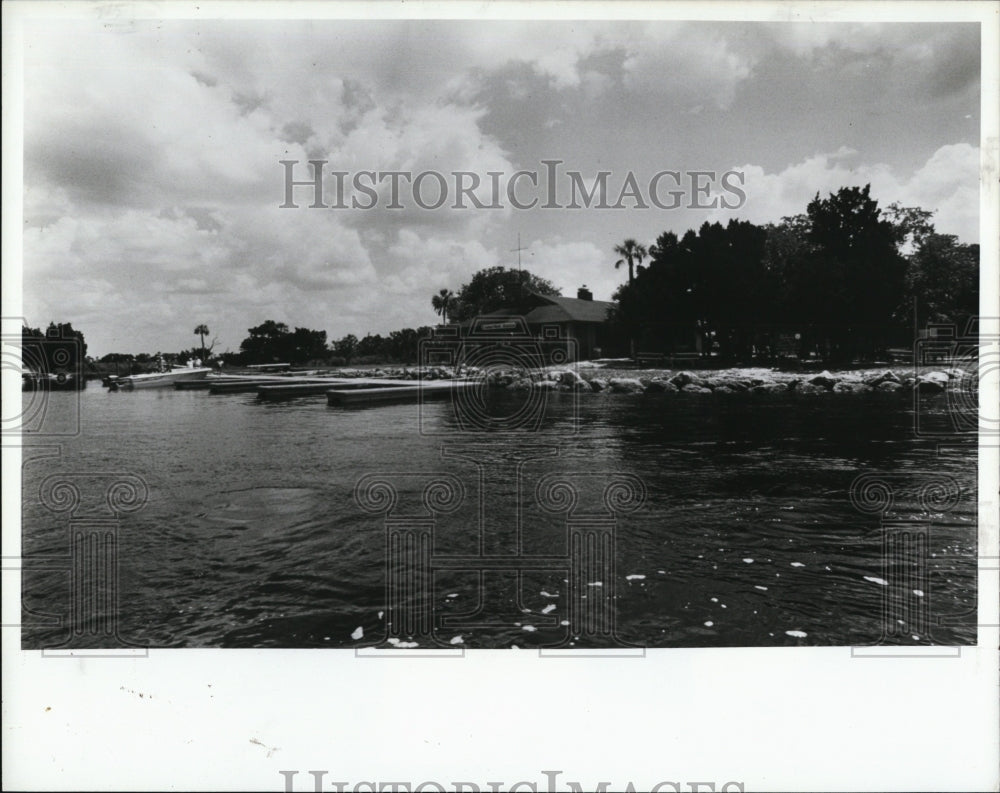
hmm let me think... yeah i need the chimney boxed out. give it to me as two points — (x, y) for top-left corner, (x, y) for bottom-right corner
(577, 285), (593, 301)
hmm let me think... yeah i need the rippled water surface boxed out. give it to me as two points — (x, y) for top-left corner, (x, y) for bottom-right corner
(21, 386), (977, 648)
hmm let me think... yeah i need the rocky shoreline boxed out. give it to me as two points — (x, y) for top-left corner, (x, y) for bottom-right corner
(483, 367), (964, 395)
(322, 364), (967, 396)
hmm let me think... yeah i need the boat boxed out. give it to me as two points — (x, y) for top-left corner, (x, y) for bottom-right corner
(22, 371), (85, 391)
(112, 366), (213, 390)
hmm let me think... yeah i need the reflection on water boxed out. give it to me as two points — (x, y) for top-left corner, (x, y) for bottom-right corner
(21, 387), (976, 648)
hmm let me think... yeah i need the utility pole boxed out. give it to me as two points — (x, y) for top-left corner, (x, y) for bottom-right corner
(511, 233), (528, 307)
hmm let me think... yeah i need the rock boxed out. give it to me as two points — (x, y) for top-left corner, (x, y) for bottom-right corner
(751, 382), (788, 394)
(708, 378), (750, 392)
(922, 371), (951, 386)
(644, 379), (677, 393)
(864, 369), (901, 387)
(712, 385), (737, 395)
(809, 371), (838, 389)
(797, 382), (828, 395)
(535, 380), (558, 390)
(589, 378), (607, 392)
(916, 376), (946, 393)
(670, 371), (709, 389)
(877, 381), (903, 392)
(609, 378), (645, 394)
(558, 370), (588, 388)
(682, 385), (713, 394)
(833, 381), (871, 394)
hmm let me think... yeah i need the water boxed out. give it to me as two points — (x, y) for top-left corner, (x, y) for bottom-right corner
(20, 386), (977, 648)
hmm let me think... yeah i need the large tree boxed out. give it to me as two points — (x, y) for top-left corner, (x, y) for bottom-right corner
(905, 234), (979, 326)
(21, 322), (87, 374)
(804, 184), (907, 361)
(449, 267), (560, 322)
(334, 334), (359, 365)
(238, 320), (328, 364)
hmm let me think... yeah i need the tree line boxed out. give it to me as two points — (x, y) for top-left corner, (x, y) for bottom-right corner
(611, 185), (979, 364)
(223, 320), (436, 366)
(28, 184), (979, 372)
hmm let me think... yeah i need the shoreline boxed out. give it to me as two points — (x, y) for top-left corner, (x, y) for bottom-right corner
(249, 362), (967, 397)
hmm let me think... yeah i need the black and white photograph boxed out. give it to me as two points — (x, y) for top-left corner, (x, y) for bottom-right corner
(4, 1), (998, 790)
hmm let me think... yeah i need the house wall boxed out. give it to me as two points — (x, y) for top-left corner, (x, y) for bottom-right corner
(530, 321), (605, 361)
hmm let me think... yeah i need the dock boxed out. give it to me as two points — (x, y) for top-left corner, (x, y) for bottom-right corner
(326, 381), (477, 406)
(207, 375), (333, 394)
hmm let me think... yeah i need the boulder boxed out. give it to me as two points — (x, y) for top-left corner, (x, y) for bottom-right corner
(682, 384), (713, 394)
(609, 378), (645, 394)
(558, 370), (588, 388)
(797, 383), (828, 395)
(877, 380), (904, 393)
(751, 382), (788, 394)
(922, 371), (951, 386)
(809, 370), (839, 389)
(915, 376), (947, 393)
(708, 378), (750, 392)
(644, 379), (678, 393)
(589, 378), (607, 392)
(864, 369), (901, 387)
(712, 385), (737, 395)
(833, 381), (871, 394)
(670, 371), (709, 389)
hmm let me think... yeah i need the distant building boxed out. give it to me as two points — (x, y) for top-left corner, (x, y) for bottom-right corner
(468, 286), (618, 361)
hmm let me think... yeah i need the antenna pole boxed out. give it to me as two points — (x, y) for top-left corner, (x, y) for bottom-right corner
(511, 233), (528, 305)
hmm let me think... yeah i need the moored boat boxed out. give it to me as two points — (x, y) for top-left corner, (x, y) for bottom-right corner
(112, 366), (213, 390)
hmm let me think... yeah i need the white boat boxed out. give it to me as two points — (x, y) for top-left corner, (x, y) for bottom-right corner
(114, 366), (213, 390)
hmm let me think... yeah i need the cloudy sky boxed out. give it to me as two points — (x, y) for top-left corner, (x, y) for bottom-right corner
(16, 12), (982, 356)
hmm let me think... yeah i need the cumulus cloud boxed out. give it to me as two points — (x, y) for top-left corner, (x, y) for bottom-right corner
(622, 25), (756, 110)
(708, 143), (980, 243)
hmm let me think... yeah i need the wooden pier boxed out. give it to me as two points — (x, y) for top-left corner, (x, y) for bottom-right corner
(258, 378), (461, 400)
(206, 375), (332, 394)
(326, 381), (476, 406)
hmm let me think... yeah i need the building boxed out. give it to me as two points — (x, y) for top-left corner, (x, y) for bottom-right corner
(468, 286), (619, 361)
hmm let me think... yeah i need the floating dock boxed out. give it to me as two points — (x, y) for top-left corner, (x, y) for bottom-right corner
(207, 375), (333, 394)
(326, 381), (477, 406)
(256, 378), (422, 400)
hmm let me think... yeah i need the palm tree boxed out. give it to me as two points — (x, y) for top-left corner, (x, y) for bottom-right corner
(431, 289), (454, 324)
(194, 324), (209, 358)
(614, 239), (648, 286)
